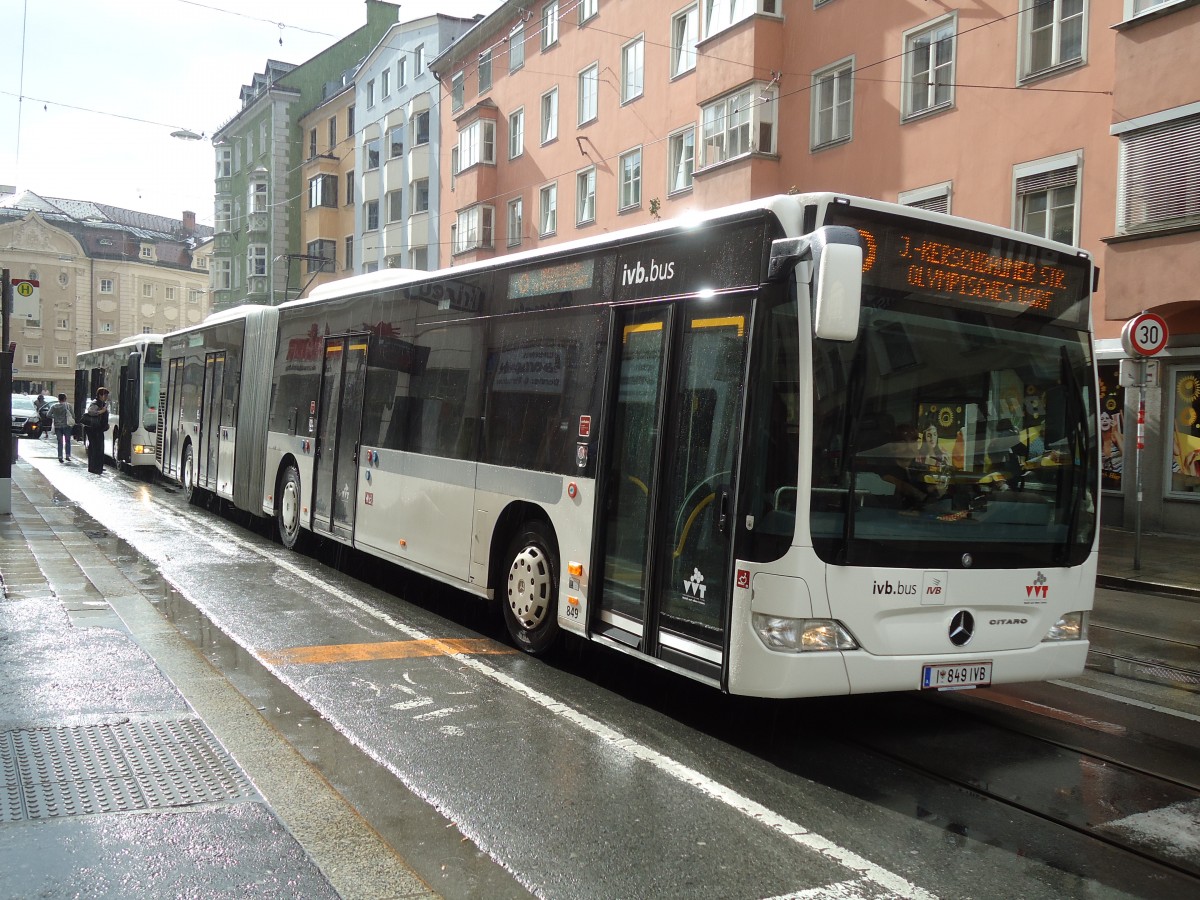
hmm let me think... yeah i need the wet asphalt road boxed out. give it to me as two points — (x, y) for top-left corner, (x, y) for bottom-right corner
(8, 441), (1200, 899)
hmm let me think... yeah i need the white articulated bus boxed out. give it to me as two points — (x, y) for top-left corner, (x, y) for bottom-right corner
(157, 194), (1100, 697)
(76, 334), (163, 472)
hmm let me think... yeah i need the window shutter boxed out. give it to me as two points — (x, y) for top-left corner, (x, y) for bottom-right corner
(906, 193), (949, 215)
(1016, 166), (1076, 196)
(1119, 114), (1200, 233)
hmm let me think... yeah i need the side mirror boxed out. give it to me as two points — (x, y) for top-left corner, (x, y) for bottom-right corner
(769, 226), (863, 341)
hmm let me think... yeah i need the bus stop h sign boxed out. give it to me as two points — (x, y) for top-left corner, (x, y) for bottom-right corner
(1121, 313), (1169, 357)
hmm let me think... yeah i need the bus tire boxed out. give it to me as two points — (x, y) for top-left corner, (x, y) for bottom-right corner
(277, 464), (308, 551)
(501, 522), (560, 655)
(181, 443), (197, 505)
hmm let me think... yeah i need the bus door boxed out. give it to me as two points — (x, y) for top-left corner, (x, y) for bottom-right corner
(593, 296), (752, 681)
(116, 357), (139, 465)
(311, 334), (368, 541)
(197, 351), (225, 492)
(161, 357), (184, 476)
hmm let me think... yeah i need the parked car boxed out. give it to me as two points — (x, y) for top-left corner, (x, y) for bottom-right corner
(10, 395), (44, 438)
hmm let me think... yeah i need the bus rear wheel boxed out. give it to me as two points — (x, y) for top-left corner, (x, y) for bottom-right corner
(277, 464), (307, 551)
(501, 522), (561, 655)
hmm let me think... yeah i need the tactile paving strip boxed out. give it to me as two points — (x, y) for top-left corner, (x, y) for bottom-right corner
(0, 718), (255, 822)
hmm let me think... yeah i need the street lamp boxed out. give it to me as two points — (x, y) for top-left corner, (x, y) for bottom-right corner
(170, 129), (205, 141)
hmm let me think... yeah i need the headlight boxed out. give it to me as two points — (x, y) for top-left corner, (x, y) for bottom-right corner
(1042, 611), (1087, 642)
(752, 614), (858, 653)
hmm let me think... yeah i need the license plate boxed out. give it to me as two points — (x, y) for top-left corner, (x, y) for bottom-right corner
(921, 661), (992, 690)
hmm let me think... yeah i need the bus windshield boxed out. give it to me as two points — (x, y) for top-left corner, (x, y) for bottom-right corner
(809, 299), (1097, 569)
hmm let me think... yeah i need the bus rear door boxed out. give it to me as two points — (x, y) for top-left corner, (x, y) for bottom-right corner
(312, 335), (368, 541)
(594, 296), (752, 682)
(197, 351), (225, 492)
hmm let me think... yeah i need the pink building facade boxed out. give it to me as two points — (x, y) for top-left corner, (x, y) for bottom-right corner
(430, 0), (1199, 532)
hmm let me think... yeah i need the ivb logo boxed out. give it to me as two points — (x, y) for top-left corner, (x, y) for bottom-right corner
(1026, 571), (1049, 599)
(621, 258), (676, 287)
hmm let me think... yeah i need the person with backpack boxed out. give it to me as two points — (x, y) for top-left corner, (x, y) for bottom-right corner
(47, 393), (76, 462)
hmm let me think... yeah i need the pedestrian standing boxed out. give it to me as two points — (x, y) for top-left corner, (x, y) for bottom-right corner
(35, 392), (51, 440)
(48, 393), (76, 463)
(83, 387), (111, 475)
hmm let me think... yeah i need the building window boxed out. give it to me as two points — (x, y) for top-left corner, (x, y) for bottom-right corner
(309, 173), (338, 208)
(542, 2), (559, 49)
(25, 353), (40, 366)
(540, 182), (557, 235)
(189, 290), (201, 304)
(811, 59), (853, 149)
(100, 322), (114, 334)
(454, 205), (494, 253)
(508, 197), (523, 246)
(668, 126), (695, 194)
(704, 0), (758, 38)
(387, 189), (404, 223)
(1116, 109), (1200, 235)
(541, 88), (559, 143)
(57, 317), (69, 330)
(306, 239), (336, 273)
(382, 68), (390, 97)
(412, 110), (430, 146)
(140, 245), (153, 259)
(346, 171), (355, 205)
(328, 116), (337, 151)
(509, 24), (525, 72)
(619, 148), (642, 210)
(166, 286), (176, 301)
(1014, 152), (1081, 245)
(365, 199), (380, 231)
(249, 245), (267, 277)
(365, 138), (381, 171)
(703, 84), (776, 165)
(509, 108), (525, 159)
(415, 44), (425, 74)
(216, 200), (232, 232)
(344, 236), (354, 271)
(410, 247), (428, 270)
(142, 283), (154, 298)
(251, 180), (267, 213)
(99, 278), (113, 293)
(1019, 0), (1085, 81)
(348, 105), (355, 134)
(216, 146), (231, 178)
(577, 167), (596, 224)
(622, 36), (644, 103)
(398, 56), (407, 87)
(57, 353), (70, 367)
(1170, 367), (1200, 495)
(903, 15), (956, 119)
(367, 79), (376, 107)
(458, 119), (496, 170)
(213, 260), (231, 291)
(671, 5), (699, 78)
(580, 0), (598, 22)
(452, 73), (465, 111)
(389, 125), (404, 159)
(413, 178), (430, 213)
(578, 64), (599, 125)
(479, 51), (492, 93)
(309, 128), (318, 159)
(898, 181), (952, 215)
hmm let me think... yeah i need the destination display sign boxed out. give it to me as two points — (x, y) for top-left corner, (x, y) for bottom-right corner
(825, 205), (1092, 329)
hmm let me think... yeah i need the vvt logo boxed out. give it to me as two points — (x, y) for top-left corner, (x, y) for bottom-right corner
(683, 567), (707, 602)
(621, 258), (676, 286)
(1026, 571), (1049, 599)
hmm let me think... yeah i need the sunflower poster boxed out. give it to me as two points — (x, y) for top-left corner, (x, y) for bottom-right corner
(1173, 370), (1200, 489)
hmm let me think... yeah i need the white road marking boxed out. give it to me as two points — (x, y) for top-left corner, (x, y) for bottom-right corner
(1052, 679), (1200, 724)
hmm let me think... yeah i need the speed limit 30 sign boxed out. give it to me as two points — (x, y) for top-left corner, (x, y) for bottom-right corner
(1121, 313), (1169, 357)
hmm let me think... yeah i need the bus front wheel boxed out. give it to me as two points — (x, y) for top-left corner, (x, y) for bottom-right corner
(501, 522), (561, 655)
(181, 443), (197, 505)
(277, 464), (307, 551)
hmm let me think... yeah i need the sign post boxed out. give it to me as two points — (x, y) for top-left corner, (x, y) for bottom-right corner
(1120, 313), (1170, 570)
(1, 270), (12, 515)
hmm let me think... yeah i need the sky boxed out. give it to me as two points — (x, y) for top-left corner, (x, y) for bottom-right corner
(1, 0), (492, 226)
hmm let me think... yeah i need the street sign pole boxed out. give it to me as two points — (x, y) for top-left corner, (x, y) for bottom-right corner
(1121, 313), (1170, 571)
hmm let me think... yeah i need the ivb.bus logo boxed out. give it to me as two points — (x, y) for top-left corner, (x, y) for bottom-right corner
(621, 258), (676, 287)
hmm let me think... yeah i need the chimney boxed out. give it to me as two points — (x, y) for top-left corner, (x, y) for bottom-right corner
(182, 210), (196, 235)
